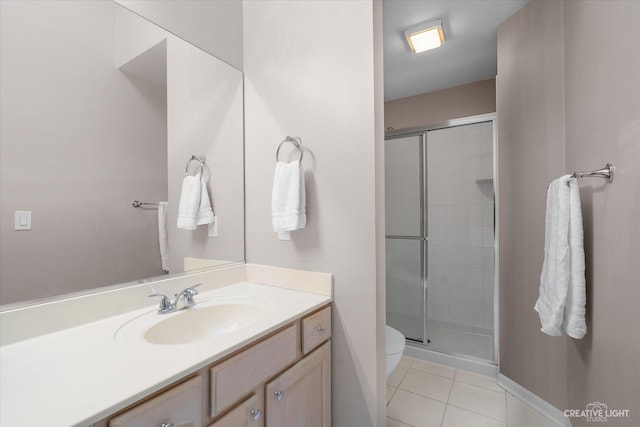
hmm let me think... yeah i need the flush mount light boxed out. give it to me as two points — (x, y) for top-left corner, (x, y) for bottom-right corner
(404, 19), (445, 53)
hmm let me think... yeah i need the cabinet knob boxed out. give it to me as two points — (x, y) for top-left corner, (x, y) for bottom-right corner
(250, 409), (262, 420)
(317, 326), (327, 334)
(274, 390), (284, 400)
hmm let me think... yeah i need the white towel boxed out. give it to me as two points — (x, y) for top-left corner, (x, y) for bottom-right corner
(562, 178), (587, 338)
(272, 160), (306, 240)
(195, 175), (215, 226)
(534, 175), (587, 338)
(177, 174), (216, 235)
(177, 174), (200, 230)
(158, 202), (169, 272)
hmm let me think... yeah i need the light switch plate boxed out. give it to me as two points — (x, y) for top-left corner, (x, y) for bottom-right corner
(208, 216), (218, 237)
(14, 211), (32, 230)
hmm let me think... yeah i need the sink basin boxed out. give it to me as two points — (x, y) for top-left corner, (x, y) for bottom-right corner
(115, 296), (267, 346)
(145, 303), (262, 345)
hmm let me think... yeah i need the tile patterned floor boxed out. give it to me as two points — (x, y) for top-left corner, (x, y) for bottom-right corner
(387, 356), (559, 427)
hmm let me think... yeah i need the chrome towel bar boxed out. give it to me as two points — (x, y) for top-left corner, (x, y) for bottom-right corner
(132, 200), (160, 208)
(572, 162), (614, 183)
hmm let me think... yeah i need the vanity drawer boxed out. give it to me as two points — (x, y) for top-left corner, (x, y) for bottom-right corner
(210, 323), (299, 416)
(209, 394), (263, 427)
(109, 375), (202, 427)
(302, 306), (331, 354)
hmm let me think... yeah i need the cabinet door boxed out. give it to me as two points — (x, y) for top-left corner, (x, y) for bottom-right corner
(265, 341), (330, 427)
(209, 394), (263, 427)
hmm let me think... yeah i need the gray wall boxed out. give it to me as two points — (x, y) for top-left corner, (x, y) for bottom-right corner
(562, 1), (640, 422)
(0, 1), (167, 304)
(384, 78), (496, 131)
(242, 1), (386, 426)
(498, 0), (640, 423)
(115, 0), (243, 70)
(497, 0), (567, 408)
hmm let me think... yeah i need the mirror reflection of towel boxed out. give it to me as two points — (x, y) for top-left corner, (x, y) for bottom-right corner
(177, 174), (200, 230)
(177, 174), (216, 234)
(158, 202), (169, 272)
(195, 176), (215, 228)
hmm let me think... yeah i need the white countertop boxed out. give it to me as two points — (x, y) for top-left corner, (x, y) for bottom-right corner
(0, 281), (331, 427)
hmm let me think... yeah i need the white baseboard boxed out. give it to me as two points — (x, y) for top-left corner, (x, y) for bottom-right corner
(405, 343), (498, 377)
(497, 374), (571, 427)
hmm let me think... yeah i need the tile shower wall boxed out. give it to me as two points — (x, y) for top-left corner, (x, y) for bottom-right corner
(426, 122), (494, 332)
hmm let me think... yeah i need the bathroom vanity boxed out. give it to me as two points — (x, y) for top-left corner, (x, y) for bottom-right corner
(0, 264), (333, 427)
(100, 306), (331, 427)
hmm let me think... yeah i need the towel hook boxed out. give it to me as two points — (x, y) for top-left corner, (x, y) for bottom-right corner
(185, 155), (206, 176)
(276, 136), (303, 163)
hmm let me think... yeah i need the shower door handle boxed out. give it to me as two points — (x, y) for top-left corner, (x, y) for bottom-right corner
(422, 236), (428, 281)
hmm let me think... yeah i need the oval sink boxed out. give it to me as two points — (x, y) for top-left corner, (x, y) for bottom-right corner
(145, 303), (262, 345)
(114, 296), (268, 346)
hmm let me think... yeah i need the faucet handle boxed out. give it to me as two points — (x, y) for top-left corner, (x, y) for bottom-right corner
(149, 293), (173, 313)
(180, 284), (201, 306)
(185, 284), (201, 295)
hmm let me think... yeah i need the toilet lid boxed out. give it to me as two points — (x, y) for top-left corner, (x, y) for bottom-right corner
(386, 325), (405, 355)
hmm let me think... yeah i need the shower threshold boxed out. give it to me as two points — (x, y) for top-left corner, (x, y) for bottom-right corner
(405, 339), (497, 377)
(408, 323), (494, 364)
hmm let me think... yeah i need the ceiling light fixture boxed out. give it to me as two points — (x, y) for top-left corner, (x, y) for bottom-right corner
(404, 19), (445, 53)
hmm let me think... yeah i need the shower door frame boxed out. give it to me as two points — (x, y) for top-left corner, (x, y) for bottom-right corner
(385, 112), (499, 365)
(385, 133), (428, 343)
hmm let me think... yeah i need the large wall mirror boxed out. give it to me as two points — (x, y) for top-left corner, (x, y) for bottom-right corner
(0, 1), (244, 307)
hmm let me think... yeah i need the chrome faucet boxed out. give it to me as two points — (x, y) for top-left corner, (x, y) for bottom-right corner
(149, 284), (200, 314)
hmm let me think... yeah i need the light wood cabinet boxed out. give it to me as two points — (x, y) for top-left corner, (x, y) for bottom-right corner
(98, 305), (331, 427)
(108, 376), (202, 427)
(208, 394), (262, 427)
(210, 323), (299, 416)
(301, 306), (331, 355)
(266, 341), (331, 427)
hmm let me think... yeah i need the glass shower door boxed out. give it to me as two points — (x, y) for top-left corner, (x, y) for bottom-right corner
(425, 121), (495, 361)
(385, 135), (425, 342)
(385, 119), (496, 362)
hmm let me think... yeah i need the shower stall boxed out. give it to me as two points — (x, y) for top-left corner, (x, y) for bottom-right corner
(385, 114), (497, 363)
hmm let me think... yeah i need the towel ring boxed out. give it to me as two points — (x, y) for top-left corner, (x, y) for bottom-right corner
(276, 136), (303, 162)
(185, 155), (205, 176)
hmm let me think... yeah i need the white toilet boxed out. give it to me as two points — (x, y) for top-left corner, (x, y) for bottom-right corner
(386, 325), (406, 377)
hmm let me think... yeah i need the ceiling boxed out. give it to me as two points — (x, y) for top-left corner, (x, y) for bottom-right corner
(383, 0), (529, 101)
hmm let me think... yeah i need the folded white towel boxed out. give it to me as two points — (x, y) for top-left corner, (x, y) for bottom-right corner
(272, 160), (306, 240)
(177, 175), (201, 230)
(535, 175), (586, 338)
(195, 175), (215, 225)
(158, 202), (169, 272)
(177, 174), (216, 235)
